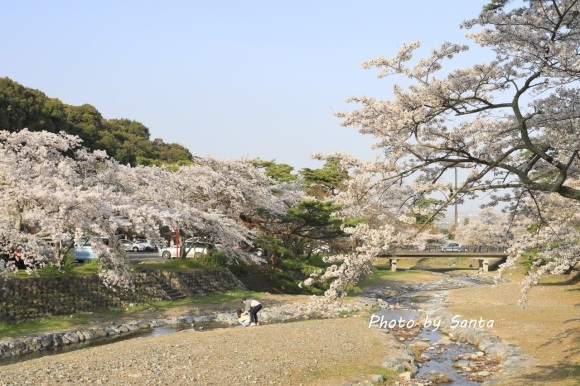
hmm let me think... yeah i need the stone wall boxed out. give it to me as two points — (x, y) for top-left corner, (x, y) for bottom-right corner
(173, 269), (246, 295)
(0, 268), (246, 322)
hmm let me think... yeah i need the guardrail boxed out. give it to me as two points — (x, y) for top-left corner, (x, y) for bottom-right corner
(399, 245), (508, 253)
(380, 247), (510, 272)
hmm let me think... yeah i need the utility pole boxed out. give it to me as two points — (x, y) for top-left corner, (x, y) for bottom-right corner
(454, 167), (458, 229)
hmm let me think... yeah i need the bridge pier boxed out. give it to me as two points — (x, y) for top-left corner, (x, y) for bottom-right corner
(478, 259), (490, 272)
(389, 259), (398, 272)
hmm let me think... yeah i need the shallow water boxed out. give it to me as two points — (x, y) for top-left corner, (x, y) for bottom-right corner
(0, 322), (213, 366)
(0, 317), (317, 367)
(0, 329), (147, 366)
(373, 296), (483, 384)
(412, 328), (481, 385)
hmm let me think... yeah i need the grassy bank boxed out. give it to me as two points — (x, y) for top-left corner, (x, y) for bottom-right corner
(0, 289), (256, 340)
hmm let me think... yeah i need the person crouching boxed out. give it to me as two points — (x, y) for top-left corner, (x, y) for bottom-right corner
(241, 297), (262, 326)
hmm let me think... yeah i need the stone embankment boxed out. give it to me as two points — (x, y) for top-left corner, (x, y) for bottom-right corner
(0, 268), (246, 322)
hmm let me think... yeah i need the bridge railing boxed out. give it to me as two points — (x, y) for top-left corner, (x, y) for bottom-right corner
(397, 245), (508, 253)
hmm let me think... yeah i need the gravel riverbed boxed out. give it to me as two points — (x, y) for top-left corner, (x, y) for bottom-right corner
(0, 272), (534, 385)
(0, 318), (396, 386)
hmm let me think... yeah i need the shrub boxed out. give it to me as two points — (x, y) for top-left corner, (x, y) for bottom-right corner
(197, 253), (229, 267)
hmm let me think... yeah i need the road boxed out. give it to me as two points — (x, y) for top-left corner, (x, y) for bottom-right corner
(126, 251), (164, 263)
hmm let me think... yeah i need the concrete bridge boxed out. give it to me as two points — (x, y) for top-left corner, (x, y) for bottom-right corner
(381, 251), (509, 272)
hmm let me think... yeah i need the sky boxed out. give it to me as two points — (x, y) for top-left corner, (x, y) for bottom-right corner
(2, 0), (493, 173)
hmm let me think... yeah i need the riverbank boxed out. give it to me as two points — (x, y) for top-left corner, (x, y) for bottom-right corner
(0, 317), (398, 385)
(445, 269), (579, 386)
(1, 268), (577, 385)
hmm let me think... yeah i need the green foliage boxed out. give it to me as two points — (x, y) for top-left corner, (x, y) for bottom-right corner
(527, 220), (543, 233)
(288, 200), (342, 233)
(273, 253), (332, 294)
(298, 255), (329, 277)
(341, 217), (365, 228)
(483, 0), (511, 11)
(0, 77), (193, 166)
(145, 258), (205, 271)
(410, 196), (445, 226)
(73, 259), (99, 274)
(254, 235), (293, 260)
(251, 159), (298, 182)
(285, 200), (343, 231)
(270, 269), (305, 294)
(279, 258), (324, 278)
(302, 253), (328, 268)
(279, 259), (303, 272)
(196, 253), (250, 276)
(196, 253), (229, 267)
(224, 259), (251, 276)
(0, 78), (61, 133)
(0, 311), (99, 340)
(279, 199), (345, 256)
(300, 159), (349, 198)
(254, 199), (347, 259)
(146, 253), (251, 276)
(345, 283), (362, 294)
(519, 244), (563, 274)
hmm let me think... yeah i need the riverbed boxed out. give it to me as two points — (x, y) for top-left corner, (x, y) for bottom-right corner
(0, 271), (523, 384)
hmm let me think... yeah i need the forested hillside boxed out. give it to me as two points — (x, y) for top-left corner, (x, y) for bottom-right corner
(0, 77), (193, 166)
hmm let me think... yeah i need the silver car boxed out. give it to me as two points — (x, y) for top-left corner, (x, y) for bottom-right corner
(159, 240), (211, 259)
(131, 238), (155, 252)
(440, 242), (463, 252)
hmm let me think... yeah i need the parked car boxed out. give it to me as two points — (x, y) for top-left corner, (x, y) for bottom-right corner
(236, 241), (266, 257)
(131, 238), (155, 252)
(73, 238), (108, 262)
(159, 240), (211, 259)
(251, 247), (265, 257)
(440, 242), (463, 252)
(119, 239), (134, 252)
(38, 237), (65, 261)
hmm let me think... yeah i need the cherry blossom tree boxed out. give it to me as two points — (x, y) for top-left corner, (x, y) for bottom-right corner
(0, 129), (137, 288)
(304, 155), (442, 304)
(310, 0), (578, 302)
(454, 208), (512, 248)
(127, 158), (303, 262)
(500, 183), (580, 300)
(1, 129), (297, 289)
(337, 0), (579, 203)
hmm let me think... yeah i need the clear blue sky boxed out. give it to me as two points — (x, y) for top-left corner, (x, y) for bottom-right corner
(3, 1), (490, 170)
